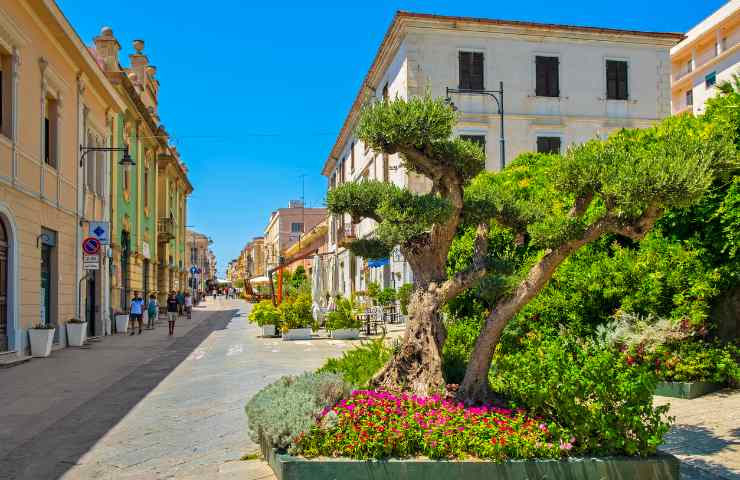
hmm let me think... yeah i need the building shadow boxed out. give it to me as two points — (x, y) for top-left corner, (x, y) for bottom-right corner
(660, 423), (740, 480)
(0, 309), (238, 480)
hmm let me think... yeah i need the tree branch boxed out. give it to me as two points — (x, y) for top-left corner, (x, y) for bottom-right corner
(569, 191), (594, 218)
(437, 224), (489, 302)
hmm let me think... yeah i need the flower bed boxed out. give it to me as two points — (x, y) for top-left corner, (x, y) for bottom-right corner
(296, 390), (574, 461)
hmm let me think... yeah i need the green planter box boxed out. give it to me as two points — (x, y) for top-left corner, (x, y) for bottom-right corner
(655, 381), (721, 399)
(260, 438), (679, 480)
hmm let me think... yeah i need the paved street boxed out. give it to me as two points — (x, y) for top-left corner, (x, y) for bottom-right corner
(0, 299), (365, 480)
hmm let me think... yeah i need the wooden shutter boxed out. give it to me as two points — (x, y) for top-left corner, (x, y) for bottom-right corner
(44, 117), (50, 164)
(536, 56), (559, 97)
(617, 62), (628, 100)
(471, 52), (484, 90)
(537, 136), (561, 154)
(459, 51), (471, 89)
(0, 69), (3, 129)
(607, 60), (628, 100)
(459, 51), (484, 90)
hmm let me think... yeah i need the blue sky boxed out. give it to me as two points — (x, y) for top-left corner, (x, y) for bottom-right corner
(58, 0), (725, 275)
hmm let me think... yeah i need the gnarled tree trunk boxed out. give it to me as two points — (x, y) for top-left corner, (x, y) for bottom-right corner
(370, 290), (447, 395)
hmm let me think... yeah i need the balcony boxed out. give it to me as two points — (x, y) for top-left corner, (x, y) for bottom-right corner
(158, 217), (175, 243)
(337, 223), (356, 247)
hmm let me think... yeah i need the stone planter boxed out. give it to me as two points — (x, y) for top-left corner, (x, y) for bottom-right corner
(115, 315), (129, 334)
(262, 441), (679, 480)
(29, 328), (55, 357)
(66, 322), (87, 347)
(332, 328), (360, 340)
(261, 325), (277, 337)
(282, 328), (312, 341)
(655, 381), (722, 399)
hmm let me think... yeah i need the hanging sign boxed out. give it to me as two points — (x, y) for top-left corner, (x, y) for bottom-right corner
(82, 237), (101, 255)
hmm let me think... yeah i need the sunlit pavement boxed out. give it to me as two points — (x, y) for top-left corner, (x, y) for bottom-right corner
(0, 298), (365, 479)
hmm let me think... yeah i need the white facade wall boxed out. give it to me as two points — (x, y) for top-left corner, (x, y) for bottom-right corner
(324, 16), (678, 297)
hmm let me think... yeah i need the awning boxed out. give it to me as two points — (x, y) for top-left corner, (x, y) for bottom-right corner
(367, 258), (389, 268)
(249, 275), (271, 285)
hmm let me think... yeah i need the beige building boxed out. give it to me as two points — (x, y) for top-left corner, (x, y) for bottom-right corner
(186, 229), (213, 295)
(0, 0), (126, 353)
(263, 201), (327, 273)
(321, 12), (682, 298)
(671, 1), (740, 114)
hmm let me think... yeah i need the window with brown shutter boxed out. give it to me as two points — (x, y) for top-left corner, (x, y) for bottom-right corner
(459, 51), (484, 90)
(537, 136), (561, 154)
(350, 142), (355, 172)
(606, 60), (628, 100)
(535, 56), (559, 97)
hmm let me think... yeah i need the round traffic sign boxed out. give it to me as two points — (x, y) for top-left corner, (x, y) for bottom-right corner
(82, 237), (101, 255)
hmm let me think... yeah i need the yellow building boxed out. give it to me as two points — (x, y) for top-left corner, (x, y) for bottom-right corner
(0, 0), (125, 353)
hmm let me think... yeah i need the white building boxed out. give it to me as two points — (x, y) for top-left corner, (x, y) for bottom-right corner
(321, 11), (682, 299)
(671, 1), (740, 115)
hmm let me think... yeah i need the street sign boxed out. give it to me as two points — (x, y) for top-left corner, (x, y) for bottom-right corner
(88, 221), (110, 245)
(82, 237), (101, 255)
(83, 254), (100, 270)
(190, 266), (197, 274)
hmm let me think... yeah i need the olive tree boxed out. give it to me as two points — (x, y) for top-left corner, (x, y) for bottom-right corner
(327, 94), (736, 402)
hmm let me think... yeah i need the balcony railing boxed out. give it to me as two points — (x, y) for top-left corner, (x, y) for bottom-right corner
(337, 223), (356, 247)
(158, 217), (175, 243)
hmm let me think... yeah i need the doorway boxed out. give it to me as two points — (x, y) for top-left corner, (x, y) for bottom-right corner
(86, 274), (96, 337)
(0, 220), (8, 351)
(120, 230), (130, 312)
(40, 230), (58, 342)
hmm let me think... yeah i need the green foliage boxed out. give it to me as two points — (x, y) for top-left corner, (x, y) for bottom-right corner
(397, 284), (413, 315)
(248, 300), (281, 327)
(325, 297), (361, 331)
(244, 372), (350, 452)
(377, 287), (396, 306)
(279, 293), (313, 329)
(326, 180), (396, 223)
(490, 331), (671, 456)
(366, 282), (381, 300)
(317, 339), (391, 387)
(233, 279), (245, 289)
(630, 340), (740, 385)
(443, 315), (483, 384)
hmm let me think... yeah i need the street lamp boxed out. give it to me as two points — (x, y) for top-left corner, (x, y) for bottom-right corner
(79, 145), (135, 167)
(445, 82), (506, 168)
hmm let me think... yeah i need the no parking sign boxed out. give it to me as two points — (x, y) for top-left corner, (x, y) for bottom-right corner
(82, 237), (101, 255)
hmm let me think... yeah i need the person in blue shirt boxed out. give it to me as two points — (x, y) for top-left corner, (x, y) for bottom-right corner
(129, 291), (145, 335)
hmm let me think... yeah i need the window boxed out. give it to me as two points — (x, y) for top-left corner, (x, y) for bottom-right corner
(86, 134), (96, 192)
(537, 136), (561, 154)
(686, 89), (693, 107)
(705, 72), (717, 88)
(687, 59), (693, 73)
(606, 60), (629, 100)
(459, 51), (484, 90)
(339, 158), (345, 183)
(44, 96), (59, 168)
(350, 142), (355, 172)
(291, 222), (303, 234)
(382, 83), (389, 101)
(460, 135), (486, 156)
(143, 166), (149, 211)
(0, 51), (13, 139)
(123, 143), (131, 195)
(535, 56), (559, 97)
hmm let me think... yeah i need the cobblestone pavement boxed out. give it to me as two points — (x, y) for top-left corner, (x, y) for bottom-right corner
(656, 389), (740, 480)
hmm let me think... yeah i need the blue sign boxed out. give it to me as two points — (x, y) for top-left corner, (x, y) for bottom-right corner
(88, 221), (110, 245)
(190, 266), (198, 274)
(367, 258), (390, 268)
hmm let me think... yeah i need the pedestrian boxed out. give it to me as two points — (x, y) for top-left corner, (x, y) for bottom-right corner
(184, 291), (193, 319)
(176, 290), (185, 317)
(129, 291), (145, 335)
(147, 293), (158, 329)
(167, 291), (178, 336)
(212, 289), (217, 301)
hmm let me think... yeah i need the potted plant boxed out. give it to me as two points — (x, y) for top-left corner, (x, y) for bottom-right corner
(325, 297), (361, 340)
(397, 283), (413, 320)
(66, 318), (87, 347)
(114, 310), (129, 334)
(29, 323), (55, 357)
(280, 294), (313, 341)
(366, 282), (381, 305)
(248, 300), (281, 337)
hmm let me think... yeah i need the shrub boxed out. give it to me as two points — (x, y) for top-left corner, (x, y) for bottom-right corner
(366, 282), (381, 303)
(318, 339), (391, 387)
(325, 297), (360, 330)
(442, 315), (483, 384)
(397, 284), (413, 315)
(377, 287), (397, 306)
(279, 294), (313, 330)
(296, 390), (574, 461)
(248, 300), (281, 327)
(633, 340), (740, 386)
(489, 330), (671, 456)
(245, 372), (350, 452)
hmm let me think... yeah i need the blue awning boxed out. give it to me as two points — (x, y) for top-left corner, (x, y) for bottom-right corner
(367, 258), (390, 268)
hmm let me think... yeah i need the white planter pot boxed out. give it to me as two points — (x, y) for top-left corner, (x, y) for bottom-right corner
(29, 328), (55, 357)
(66, 322), (87, 347)
(261, 325), (276, 337)
(283, 328), (312, 341)
(332, 328), (360, 340)
(115, 315), (129, 334)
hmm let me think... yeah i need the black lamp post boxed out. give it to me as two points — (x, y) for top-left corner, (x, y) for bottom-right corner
(79, 145), (135, 168)
(445, 82), (506, 168)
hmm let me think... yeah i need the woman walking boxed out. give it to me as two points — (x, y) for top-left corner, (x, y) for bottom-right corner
(147, 293), (158, 330)
(184, 291), (193, 319)
(167, 291), (178, 336)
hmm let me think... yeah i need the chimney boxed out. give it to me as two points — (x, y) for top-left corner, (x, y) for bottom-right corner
(129, 39), (149, 88)
(93, 26), (120, 72)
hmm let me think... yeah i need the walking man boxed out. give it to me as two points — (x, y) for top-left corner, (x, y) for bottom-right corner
(176, 290), (185, 317)
(147, 293), (158, 330)
(184, 291), (193, 319)
(167, 291), (178, 336)
(129, 291), (145, 335)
